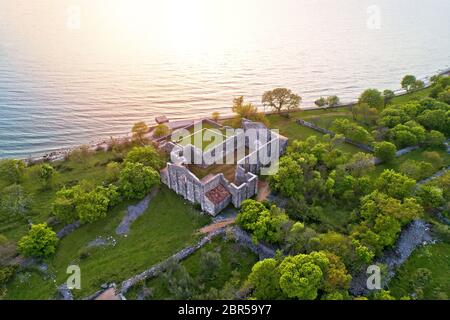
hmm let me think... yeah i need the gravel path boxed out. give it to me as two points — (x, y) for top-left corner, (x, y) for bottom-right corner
(116, 188), (158, 235)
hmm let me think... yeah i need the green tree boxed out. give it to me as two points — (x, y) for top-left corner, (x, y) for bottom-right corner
(314, 97), (326, 107)
(437, 88), (450, 104)
(0, 184), (30, 219)
(153, 124), (170, 138)
(262, 88), (301, 117)
(383, 89), (395, 106)
(236, 200), (289, 244)
(375, 170), (416, 200)
(416, 185), (444, 210)
(411, 79), (425, 91)
(199, 250), (222, 280)
(232, 96), (269, 127)
(18, 223), (58, 258)
(346, 152), (375, 177)
(124, 146), (163, 170)
(119, 162), (160, 200)
(0, 159), (25, 185)
(131, 121), (149, 143)
(358, 89), (384, 110)
(374, 141), (397, 162)
(39, 164), (55, 188)
(326, 95), (340, 108)
(247, 258), (284, 299)
(278, 253), (326, 300)
(106, 161), (121, 183)
(424, 130), (446, 148)
(401, 75), (417, 92)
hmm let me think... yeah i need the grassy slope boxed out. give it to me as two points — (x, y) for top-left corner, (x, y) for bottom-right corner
(0, 151), (121, 242)
(6, 187), (210, 299)
(125, 237), (258, 300)
(388, 243), (450, 299)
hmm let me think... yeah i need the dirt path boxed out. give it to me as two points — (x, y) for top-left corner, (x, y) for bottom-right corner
(199, 218), (235, 234)
(256, 180), (271, 201)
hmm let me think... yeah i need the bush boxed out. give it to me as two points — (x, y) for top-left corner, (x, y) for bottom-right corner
(153, 124), (170, 138)
(374, 142), (397, 162)
(332, 119), (373, 144)
(0, 159), (25, 185)
(399, 160), (434, 181)
(119, 162), (160, 200)
(18, 223), (58, 258)
(199, 250), (222, 280)
(124, 146), (163, 170)
(424, 130), (446, 148)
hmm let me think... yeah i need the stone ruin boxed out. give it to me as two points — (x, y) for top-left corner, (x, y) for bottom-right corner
(159, 118), (288, 216)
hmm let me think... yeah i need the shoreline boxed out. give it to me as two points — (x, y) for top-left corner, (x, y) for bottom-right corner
(8, 67), (450, 164)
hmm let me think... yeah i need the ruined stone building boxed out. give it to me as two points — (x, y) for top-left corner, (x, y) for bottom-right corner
(159, 118), (288, 216)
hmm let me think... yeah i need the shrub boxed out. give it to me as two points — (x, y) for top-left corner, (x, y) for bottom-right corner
(374, 141), (397, 162)
(153, 124), (170, 138)
(211, 111), (221, 122)
(124, 146), (163, 170)
(18, 224), (58, 258)
(0, 159), (25, 185)
(119, 162), (160, 200)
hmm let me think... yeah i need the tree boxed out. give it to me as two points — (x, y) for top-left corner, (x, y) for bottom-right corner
(389, 122), (426, 148)
(0, 184), (30, 219)
(124, 146), (163, 170)
(358, 89), (384, 110)
(401, 75), (417, 92)
(0, 159), (25, 185)
(416, 185), (444, 210)
(417, 109), (447, 133)
(346, 152), (375, 177)
(399, 160), (434, 181)
(422, 151), (443, 169)
(18, 224), (58, 258)
(247, 259), (284, 299)
(437, 88), (450, 104)
(374, 141), (397, 162)
(153, 124), (170, 138)
(332, 119), (373, 144)
(375, 169), (416, 199)
(262, 88), (301, 117)
(106, 161), (121, 183)
(383, 89), (395, 106)
(53, 184), (119, 224)
(327, 95), (340, 108)
(119, 162), (160, 200)
(39, 164), (55, 188)
(424, 130), (446, 148)
(211, 111), (220, 122)
(131, 121), (149, 143)
(314, 97), (326, 107)
(53, 186), (80, 224)
(199, 250), (222, 280)
(231, 96), (268, 127)
(236, 200), (289, 244)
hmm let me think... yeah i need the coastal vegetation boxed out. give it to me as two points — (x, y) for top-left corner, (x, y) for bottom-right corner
(1, 73), (449, 300)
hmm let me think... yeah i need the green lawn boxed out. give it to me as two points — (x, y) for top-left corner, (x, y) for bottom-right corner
(371, 147), (450, 179)
(125, 236), (258, 300)
(5, 187), (211, 299)
(389, 243), (450, 300)
(390, 87), (433, 105)
(267, 113), (367, 155)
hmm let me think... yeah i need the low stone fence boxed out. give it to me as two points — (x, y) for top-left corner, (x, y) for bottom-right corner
(296, 119), (374, 153)
(231, 227), (276, 260)
(120, 228), (226, 294)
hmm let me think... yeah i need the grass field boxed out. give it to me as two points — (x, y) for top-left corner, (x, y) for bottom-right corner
(388, 243), (450, 299)
(173, 127), (228, 151)
(5, 187), (211, 299)
(0, 150), (124, 242)
(370, 147), (450, 179)
(125, 236), (258, 300)
(266, 113), (368, 155)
